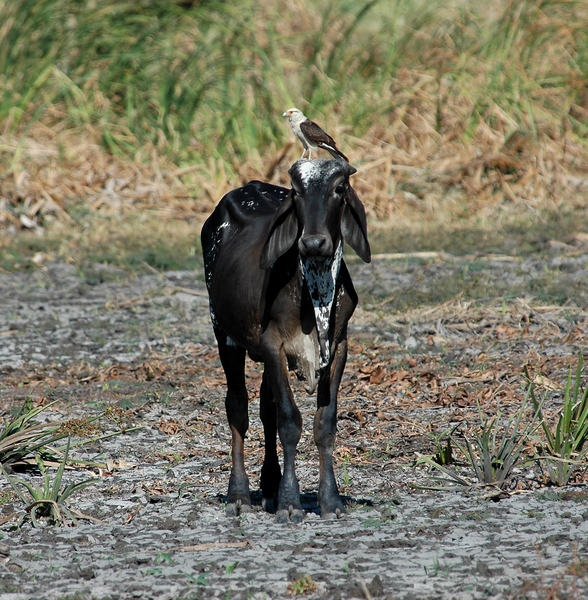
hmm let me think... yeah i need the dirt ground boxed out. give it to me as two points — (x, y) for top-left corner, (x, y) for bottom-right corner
(1, 251), (588, 599)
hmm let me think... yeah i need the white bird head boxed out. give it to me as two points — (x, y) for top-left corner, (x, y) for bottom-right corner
(283, 108), (306, 124)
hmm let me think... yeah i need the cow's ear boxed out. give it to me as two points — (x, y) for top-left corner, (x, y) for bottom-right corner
(260, 194), (299, 269)
(342, 186), (371, 263)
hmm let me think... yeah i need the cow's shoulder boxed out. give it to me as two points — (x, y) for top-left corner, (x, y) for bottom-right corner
(201, 182), (291, 281)
(221, 181), (290, 224)
(203, 182), (289, 240)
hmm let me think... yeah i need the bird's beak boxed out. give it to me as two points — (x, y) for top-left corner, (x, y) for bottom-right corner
(282, 111), (289, 117)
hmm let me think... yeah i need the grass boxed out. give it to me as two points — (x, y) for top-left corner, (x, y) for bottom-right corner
(453, 400), (539, 487)
(429, 426), (457, 466)
(0, 0), (587, 271)
(0, 438), (98, 527)
(287, 575), (317, 596)
(417, 352), (588, 492)
(0, 209), (204, 274)
(0, 396), (141, 469)
(527, 353), (588, 486)
(416, 398), (540, 490)
(0, 397), (87, 468)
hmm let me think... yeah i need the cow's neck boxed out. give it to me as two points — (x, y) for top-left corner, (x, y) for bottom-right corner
(299, 241), (343, 368)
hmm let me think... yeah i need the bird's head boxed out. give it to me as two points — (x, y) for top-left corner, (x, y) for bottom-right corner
(283, 108), (306, 123)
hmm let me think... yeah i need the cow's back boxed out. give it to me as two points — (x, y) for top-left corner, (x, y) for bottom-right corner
(201, 181), (291, 349)
(202, 181), (289, 287)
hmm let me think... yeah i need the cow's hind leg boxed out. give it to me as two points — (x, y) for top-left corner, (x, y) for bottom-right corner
(259, 370), (281, 512)
(314, 339), (347, 519)
(217, 334), (251, 516)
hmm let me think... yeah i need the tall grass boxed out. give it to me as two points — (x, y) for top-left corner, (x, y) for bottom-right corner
(1, 0), (587, 239)
(0, 0), (271, 155)
(2, 0), (586, 158)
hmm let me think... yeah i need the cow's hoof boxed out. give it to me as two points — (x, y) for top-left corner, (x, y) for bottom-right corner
(226, 498), (252, 517)
(321, 507), (344, 520)
(276, 509), (289, 523)
(290, 509), (304, 524)
(276, 505), (304, 524)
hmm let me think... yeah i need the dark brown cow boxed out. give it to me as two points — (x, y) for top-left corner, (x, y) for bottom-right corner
(201, 159), (370, 523)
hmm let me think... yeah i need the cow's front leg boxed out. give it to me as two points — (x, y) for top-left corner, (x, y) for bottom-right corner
(262, 330), (303, 523)
(314, 338), (347, 519)
(259, 370), (281, 512)
(217, 335), (251, 516)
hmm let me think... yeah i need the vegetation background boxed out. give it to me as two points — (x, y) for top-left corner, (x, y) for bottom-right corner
(1, 0), (587, 280)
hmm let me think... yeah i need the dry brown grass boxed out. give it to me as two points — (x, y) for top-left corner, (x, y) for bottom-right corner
(1, 113), (586, 262)
(1, 0), (588, 258)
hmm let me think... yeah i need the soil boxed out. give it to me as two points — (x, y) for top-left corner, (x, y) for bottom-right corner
(1, 252), (588, 600)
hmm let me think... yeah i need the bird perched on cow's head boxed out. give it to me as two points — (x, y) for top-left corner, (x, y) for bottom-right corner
(283, 108), (349, 162)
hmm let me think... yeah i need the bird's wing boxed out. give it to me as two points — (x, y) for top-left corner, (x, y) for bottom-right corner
(300, 120), (337, 146)
(300, 120), (349, 162)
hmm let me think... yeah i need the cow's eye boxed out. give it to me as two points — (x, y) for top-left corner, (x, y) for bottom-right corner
(333, 184), (346, 198)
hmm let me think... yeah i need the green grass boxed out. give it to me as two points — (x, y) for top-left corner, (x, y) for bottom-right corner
(369, 211), (588, 258)
(1, 0), (587, 164)
(416, 397), (541, 491)
(1, 438), (98, 527)
(528, 354), (588, 486)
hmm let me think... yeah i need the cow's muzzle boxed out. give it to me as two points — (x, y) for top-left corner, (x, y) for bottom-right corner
(298, 234), (333, 261)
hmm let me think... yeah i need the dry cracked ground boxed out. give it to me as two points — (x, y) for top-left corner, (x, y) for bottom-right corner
(1, 250), (588, 600)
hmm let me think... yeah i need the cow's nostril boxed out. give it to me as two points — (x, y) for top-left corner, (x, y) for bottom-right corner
(299, 235), (331, 258)
(303, 238), (324, 249)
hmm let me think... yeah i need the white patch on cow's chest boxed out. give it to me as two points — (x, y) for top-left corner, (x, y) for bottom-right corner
(300, 241), (342, 368)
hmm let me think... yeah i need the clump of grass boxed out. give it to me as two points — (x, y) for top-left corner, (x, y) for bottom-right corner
(287, 575), (317, 596)
(527, 354), (588, 486)
(417, 398), (539, 490)
(58, 417), (101, 438)
(0, 398), (70, 468)
(0, 397), (141, 469)
(453, 401), (539, 487)
(0, 438), (98, 527)
(428, 425), (459, 466)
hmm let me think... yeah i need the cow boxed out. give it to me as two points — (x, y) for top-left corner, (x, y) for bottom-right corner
(201, 158), (370, 523)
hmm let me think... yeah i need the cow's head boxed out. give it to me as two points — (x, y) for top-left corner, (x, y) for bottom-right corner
(259, 159), (371, 269)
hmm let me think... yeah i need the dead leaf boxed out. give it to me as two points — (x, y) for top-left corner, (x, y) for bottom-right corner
(369, 366), (385, 384)
(105, 458), (136, 471)
(531, 374), (562, 391)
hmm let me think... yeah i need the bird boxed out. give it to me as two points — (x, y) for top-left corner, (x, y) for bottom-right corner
(283, 108), (349, 162)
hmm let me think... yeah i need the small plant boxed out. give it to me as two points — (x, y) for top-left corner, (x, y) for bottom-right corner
(526, 354), (588, 486)
(0, 397), (142, 470)
(433, 437), (453, 466)
(0, 438), (98, 527)
(417, 397), (539, 490)
(225, 561), (239, 574)
(342, 463), (350, 487)
(428, 424), (460, 466)
(156, 553), (173, 565)
(0, 398), (65, 467)
(423, 553), (440, 577)
(453, 399), (539, 487)
(288, 575), (317, 596)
